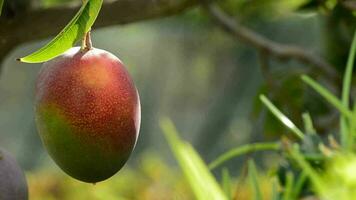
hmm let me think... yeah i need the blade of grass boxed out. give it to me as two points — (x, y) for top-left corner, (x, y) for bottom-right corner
(209, 142), (281, 170)
(341, 31), (356, 150)
(301, 75), (353, 119)
(260, 95), (305, 139)
(282, 172), (294, 200)
(288, 145), (324, 194)
(160, 118), (227, 200)
(221, 168), (232, 200)
(302, 112), (316, 135)
(248, 160), (263, 200)
(271, 178), (280, 200)
(291, 171), (307, 199)
(351, 102), (356, 140)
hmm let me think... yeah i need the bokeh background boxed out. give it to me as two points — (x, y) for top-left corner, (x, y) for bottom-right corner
(1, 0), (355, 199)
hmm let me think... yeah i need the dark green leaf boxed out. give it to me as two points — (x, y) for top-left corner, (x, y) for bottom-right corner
(0, 0), (4, 16)
(19, 0), (103, 63)
(297, 0), (320, 11)
(292, 172), (307, 199)
(288, 145), (324, 193)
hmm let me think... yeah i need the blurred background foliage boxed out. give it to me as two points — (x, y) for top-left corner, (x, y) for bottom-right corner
(1, 0), (356, 199)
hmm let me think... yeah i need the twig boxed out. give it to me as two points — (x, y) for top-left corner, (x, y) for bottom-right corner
(0, 0), (197, 66)
(341, 0), (356, 11)
(199, 1), (339, 83)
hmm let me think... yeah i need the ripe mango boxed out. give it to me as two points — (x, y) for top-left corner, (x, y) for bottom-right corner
(35, 47), (141, 183)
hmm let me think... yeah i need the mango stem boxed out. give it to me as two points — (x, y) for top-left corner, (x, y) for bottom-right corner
(81, 31), (93, 51)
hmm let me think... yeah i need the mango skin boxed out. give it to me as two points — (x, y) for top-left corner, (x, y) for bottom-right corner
(35, 47), (141, 183)
(0, 148), (28, 200)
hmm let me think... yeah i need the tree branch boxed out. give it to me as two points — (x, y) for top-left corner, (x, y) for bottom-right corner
(0, 0), (197, 64)
(341, 0), (356, 11)
(199, 1), (339, 82)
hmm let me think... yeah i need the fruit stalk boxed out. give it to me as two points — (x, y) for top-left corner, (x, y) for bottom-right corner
(81, 31), (93, 51)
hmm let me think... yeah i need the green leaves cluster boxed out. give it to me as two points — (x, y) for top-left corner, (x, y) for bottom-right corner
(161, 27), (356, 200)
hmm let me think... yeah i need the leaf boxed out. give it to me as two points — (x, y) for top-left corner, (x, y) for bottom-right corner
(260, 95), (305, 139)
(301, 75), (353, 119)
(221, 168), (232, 200)
(248, 160), (263, 200)
(160, 118), (227, 200)
(292, 171), (307, 199)
(302, 112), (316, 135)
(288, 145), (324, 193)
(340, 31), (356, 150)
(19, 0), (103, 63)
(297, 0), (320, 11)
(271, 178), (280, 200)
(282, 172), (294, 200)
(209, 142), (280, 170)
(0, 0), (3, 16)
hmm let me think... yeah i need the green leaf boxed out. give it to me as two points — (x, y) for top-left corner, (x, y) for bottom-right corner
(221, 168), (232, 200)
(340, 31), (356, 150)
(209, 142), (280, 170)
(248, 160), (263, 200)
(282, 172), (294, 200)
(19, 0), (103, 63)
(260, 95), (305, 139)
(302, 112), (316, 135)
(301, 75), (353, 119)
(160, 118), (227, 200)
(292, 171), (307, 199)
(352, 102), (356, 140)
(271, 178), (280, 200)
(297, 0), (321, 11)
(0, 0), (3, 16)
(288, 145), (324, 193)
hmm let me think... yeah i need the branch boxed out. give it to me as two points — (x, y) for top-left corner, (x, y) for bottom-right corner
(342, 0), (356, 11)
(0, 0), (197, 64)
(199, 1), (339, 82)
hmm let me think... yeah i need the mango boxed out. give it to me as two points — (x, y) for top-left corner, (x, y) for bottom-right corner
(35, 47), (141, 183)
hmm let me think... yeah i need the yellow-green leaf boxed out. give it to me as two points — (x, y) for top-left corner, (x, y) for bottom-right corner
(19, 0), (103, 63)
(160, 118), (227, 200)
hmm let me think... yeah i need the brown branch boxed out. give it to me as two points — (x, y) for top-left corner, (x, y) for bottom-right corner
(341, 0), (356, 11)
(199, 1), (339, 82)
(0, 0), (197, 64)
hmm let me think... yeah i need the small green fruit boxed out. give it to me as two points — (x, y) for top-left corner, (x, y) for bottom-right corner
(35, 47), (141, 183)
